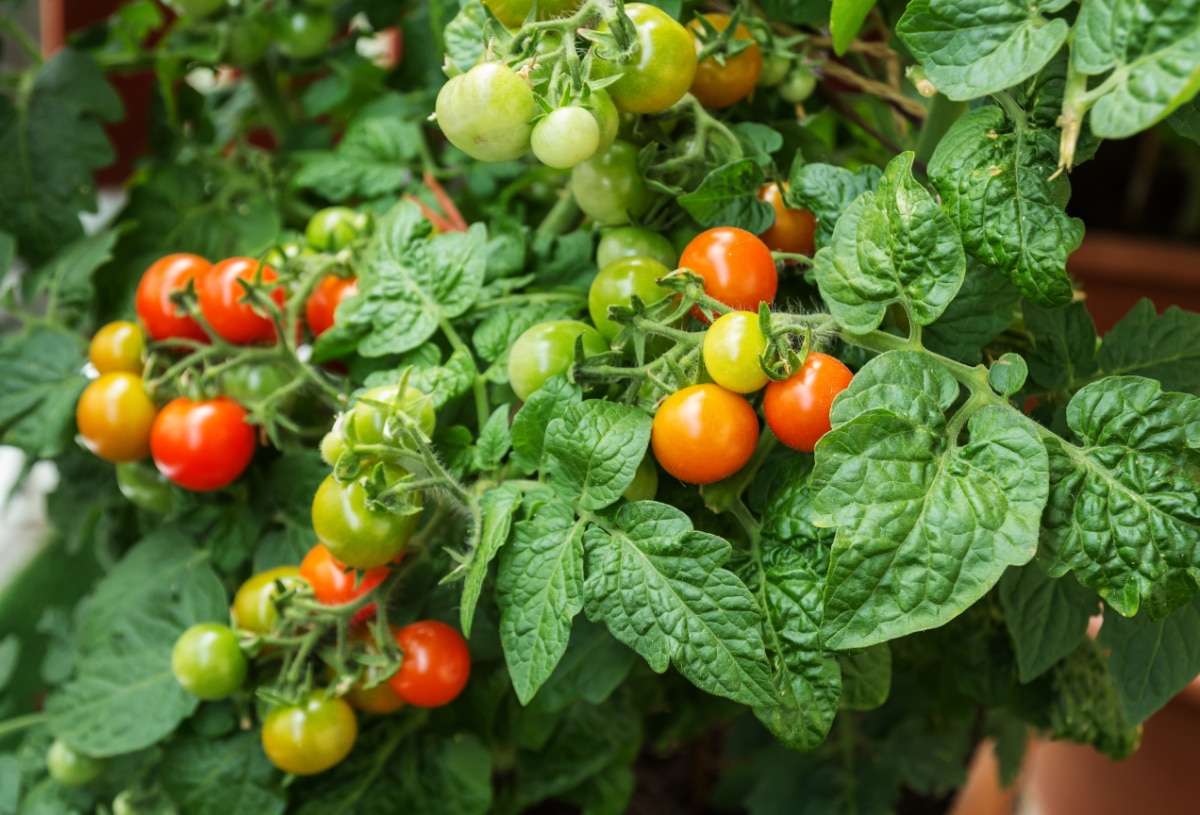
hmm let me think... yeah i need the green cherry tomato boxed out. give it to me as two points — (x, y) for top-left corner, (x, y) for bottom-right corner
(306, 207), (368, 252)
(46, 739), (108, 787)
(586, 89), (620, 152)
(261, 690), (358, 776)
(779, 64), (817, 104)
(219, 362), (295, 412)
(349, 384), (437, 445)
(622, 453), (658, 502)
(703, 311), (770, 394)
(115, 461), (175, 514)
(172, 623), (248, 701)
(277, 8), (335, 59)
(531, 107), (601, 169)
(311, 469), (422, 569)
(481, 0), (581, 27)
(168, 0), (226, 18)
(588, 256), (673, 341)
(436, 63), (537, 162)
(759, 52), (790, 87)
(570, 140), (651, 226)
(593, 3), (697, 114)
(508, 320), (608, 400)
(320, 428), (346, 466)
(596, 226), (677, 270)
(231, 567), (309, 634)
(221, 16), (272, 67)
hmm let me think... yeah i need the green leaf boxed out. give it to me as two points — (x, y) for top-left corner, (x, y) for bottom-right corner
(497, 501), (587, 705)
(831, 0), (877, 55)
(1048, 640), (1140, 759)
(730, 123), (784, 167)
(813, 351), (1048, 649)
(0, 636), (18, 696)
(526, 620), (636, 713)
(583, 502), (776, 706)
(1098, 593), (1200, 725)
(1097, 300), (1200, 394)
(896, 0), (1069, 100)
(1000, 564), (1097, 682)
(510, 377), (583, 475)
(159, 731), (285, 815)
(678, 159), (775, 234)
(544, 401), (653, 511)
(1023, 300), (1100, 391)
(21, 230), (121, 322)
(444, 1), (489, 73)
(1073, 0), (1200, 139)
(837, 645), (892, 710)
(928, 105), (1080, 308)
(0, 755), (17, 815)
(1168, 97), (1200, 144)
(0, 327), (86, 459)
(786, 162), (881, 251)
(474, 406), (512, 472)
(1038, 376), (1200, 618)
(461, 484), (523, 635)
(813, 153), (965, 334)
(924, 261), (1021, 365)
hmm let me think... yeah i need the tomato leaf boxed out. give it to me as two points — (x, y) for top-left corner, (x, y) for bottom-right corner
(1097, 300), (1200, 395)
(543, 401), (652, 511)
(1169, 97), (1200, 145)
(20, 229), (122, 325)
(813, 153), (965, 334)
(1047, 640), (1140, 759)
(923, 260), (1022, 365)
(510, 377), (583, 475)
(813, 351), (1048, 649)
(837, 645), (892, 710)
(159, 732), (285, 815)
(1038, 376), (1200, 619)
(443, 1), (489, 74)
(785, 161), (881, 251)
(678, 159), (775, 234)
(830, 0), (877, 56)
(525, 620), (636, 714)
(895, 0), (1070, 100)
(730, 123), (784, 168)
(461, 483), (522, 636)
(497, 501), (586, 705)
(583, 501), (777, 707)
(999, 564), (1096, 683)
(0, 326), (87, 459)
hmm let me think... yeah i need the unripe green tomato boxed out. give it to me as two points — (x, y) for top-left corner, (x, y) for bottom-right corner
(311, 468), (422, 568)
(221, 16), (272, 67)
(436, 63), (537, 162)
(219, 362), (295, 412)
(171, 623), (248, 701)
(703, 310), (770, 393)
(588, 256), (673, 341)
(115, 461), (175, 514)
(570, 141), (651, 226)
(46, 739), (108, 787)
(320, 428), (346, 466)
(231, 567), (309, 634)
(305, 207), (367, 252)
(277, 8), (336, 59)
(350, 385), (437, 446)
(596, 226), (678, 270)
(758, 52), (791, 87)
(531, 107), (601, 169)
(779, 64), (817, 103)
(586, 89), (620, 153)
(622, 453), (658, 502)
(263, 241), (316, 269)
(508, 321), (608, 401)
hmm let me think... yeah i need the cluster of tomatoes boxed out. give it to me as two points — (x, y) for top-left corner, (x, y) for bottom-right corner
(166, 0), (342, 65)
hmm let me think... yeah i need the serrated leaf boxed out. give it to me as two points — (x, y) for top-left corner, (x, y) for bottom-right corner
(510, 377), (583, 475)
(1097, 299), (1200, 394)
(1169, 97), (1200, 144)
(1048, 640), (1140, 759)
(474, 406), (512, 471)
(583, 502), (776, 706)
(786, 162), (882, 251)
(21, 230), (121, 322)
(1038, 376), (1200, 618)
(1073, 0), (1200, 139)
(831, 0), (877, 55)
(813, 351), (1048, 649)
(159, 732), (285, 815)
(678, 159), (775, 233)
(497, 501), (586, 705)
(1023, 300), (1100, 392)
(1000, 563), (1096, 682)
(543, 401), (652, 511)
(461, 483), (523, 636)
(923, 260), (1021, 365)
(896, 0), (1069, 100)
(444, 1), (489, 74)
(837, 645), (892, 710)
(813, 153), (965, 334)
(730, 123), (784, 167)
(0, 327), (86, 459)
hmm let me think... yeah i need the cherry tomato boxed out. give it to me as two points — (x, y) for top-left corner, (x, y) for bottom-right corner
(622, 453), (659, 502)
(221, 15), (272, 67)
(703, 311), (769, 394)
(311, 469), (422, 569)
(89, 321), (145, 375)
(300, 543), (389, 625)
(232, 567), (309, 634)
(588, 256), (673, 341)
(218, 362), (294, 413)
(76, 373), (157, 463)
(596, 226), (677, 270)
(759, 52), (791, 87)
(261, 690), (357, 776)
(586, 89), (620, 152)
(349, 384), (437, 445)
(150, 397), (256, 491)
(277, 8), (335, 59)
(651, 384), (758, 484)
(763, 352), (853, 452)
(481, 0), (581, 28)
(305, 275), (358, 338)
(757, 183), (816, 256)
(388, 621), (470, 707)
(46, 739), (108, 787)
(135, 254), (211, 344)
(305, 207), (368, 252)
(436, 63), (537, 162)
(779, 64), (817, 103)
(688, 14), (762, 109)
(320, 429), (346, 467)
(532, 107), (601, 169)
(679, 227), (778, 322)
(115, 460), (174, 514)
(593, 4), (697, 114)
(168, 0), (226, 18)
(197, 258), (284, 344)
(508, 320), (608, 401)
(343, 628), (406, 715)
(570, 140), (651, 226)
(171, 623), (248, 700)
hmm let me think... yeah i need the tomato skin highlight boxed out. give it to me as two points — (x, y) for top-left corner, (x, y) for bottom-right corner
(679, 227), (777, 322)
(261, 690), (358, 776)
(197, 257), (284, 344)
(688, 14), (763, 109)
(300, 543), (389, 625)
(311, 471), (422, 569)
(757, 183), (817, 256)
(388, 621), (471, 707)
(150, 397), (256, 491)
(171, 623), (248, 701)
(763, 352), (854, 452)
(45, 739), (108, 787)
(436, 63), (537, 162)
(306, 276), (358, 337)
(232, 566), (308, 634)
(593, 4), (697, 114)
(136, 254), (211, 344)
(651, 384), (758, 484)
(703, 311), (770, 394)
(508, 321), (608, 401)
(76, 372), (157, 463)
(89, 321), (145, 375)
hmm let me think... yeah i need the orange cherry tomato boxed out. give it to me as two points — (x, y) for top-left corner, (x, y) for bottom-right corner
(300, 543), (389, 626)
(757, 183), (817, 256)
(76, 372), (158, 463)
(651, 383), (759, 484)
(306, 276), (358, 338)
(679, 227), (777, 323)
(688, 13), (763, 109)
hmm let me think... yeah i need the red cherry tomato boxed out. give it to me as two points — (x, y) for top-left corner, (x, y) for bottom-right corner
(757, 183), (817, 256)
(388, 621), (470, 708)
(763, 352), (854, 452)
(150, 397), (256, 491)
(135, 254), (211, 343)
(679, 227), (777, 322)
(197, 258), (284, 344)
(306, 276), (358, 338)
(300, 543), (389, 625)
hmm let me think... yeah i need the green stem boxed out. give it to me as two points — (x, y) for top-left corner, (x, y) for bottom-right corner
(438, 316), (489, 431)
(536, 189), (581, 238)
(0, 712), (46, 739)
(247, 62), (293, 142)
(0, 18), (42, 65)
(1056, 31), (1090, 173)
(913, 94), (968, 167)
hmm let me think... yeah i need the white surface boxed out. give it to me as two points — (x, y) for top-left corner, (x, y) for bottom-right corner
(0, 448), (57, 594)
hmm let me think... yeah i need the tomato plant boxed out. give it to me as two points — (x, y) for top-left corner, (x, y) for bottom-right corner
(232, 566), (309, 634)
(261, 691), (358, 775)
(76, 372), (157, 463)
(306, 207), (369, 252)
(171, 623), (248, 700)
(197, 257), (284, 344)
(508, 320), (608, 400)
(570, 140), (651, 226)
(763, 351), (854, 452)
(150, 397), (256, 491)
(347, 383), (437, 444)
(651, 384), (758, 484)
(679, 226), (778, 321)
(593, 3), (697, 114)
(300, 543), (389, 624)
(389, 621), (470, 707)
(135, 254), (211, 344)
(311, 468), (422, 569)
(688, 14), (763, 109)
(115, 460), (175, 514)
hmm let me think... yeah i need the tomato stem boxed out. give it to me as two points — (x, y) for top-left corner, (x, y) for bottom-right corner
(0, 712), (45, 739)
